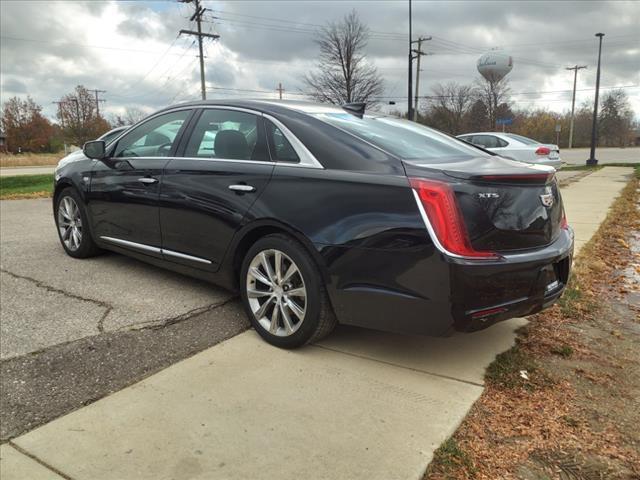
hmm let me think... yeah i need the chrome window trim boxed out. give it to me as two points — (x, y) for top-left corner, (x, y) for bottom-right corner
(262, 113), (324, 169)
(106, 104), (323, 169)
(100, 236), (212, 264)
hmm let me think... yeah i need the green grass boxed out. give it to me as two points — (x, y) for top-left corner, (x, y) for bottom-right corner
(427, 438), (476, 478)
(0, 174), (54, 198)
(551, 345), (574, 358)
(485, 345), (541, 389)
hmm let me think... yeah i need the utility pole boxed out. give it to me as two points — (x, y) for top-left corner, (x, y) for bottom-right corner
(407, 0), (413, 121)
(52, 101), (66, 128)
(565, 65), (586, 149)
(587, 33), (605, 165)
(179, 0), (220, 100)
(411, 36), (431, 121)
(88, 89), (106, 117)
(277, 83), (284, 100)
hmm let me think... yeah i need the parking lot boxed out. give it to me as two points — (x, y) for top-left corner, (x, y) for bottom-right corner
(0, 167), (634, 479)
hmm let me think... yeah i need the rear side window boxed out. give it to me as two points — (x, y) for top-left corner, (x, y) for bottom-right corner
(315, 113), (488, 163)
(265, 120), (299, 163)
(184, 109), (269, 161)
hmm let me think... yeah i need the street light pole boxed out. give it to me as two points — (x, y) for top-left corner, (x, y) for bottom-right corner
(407, 0), (413, 121)
(587, 33), (605, 165)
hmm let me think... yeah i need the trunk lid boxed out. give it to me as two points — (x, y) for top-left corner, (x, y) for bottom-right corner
(404, 157), (564, 252)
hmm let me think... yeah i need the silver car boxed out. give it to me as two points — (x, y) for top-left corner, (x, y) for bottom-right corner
(457, 132), (562, 168)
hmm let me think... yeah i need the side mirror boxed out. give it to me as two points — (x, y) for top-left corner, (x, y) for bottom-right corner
(83, 140), (106, 160)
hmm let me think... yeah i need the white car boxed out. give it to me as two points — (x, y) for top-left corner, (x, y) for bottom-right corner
(457, 132), (562, 168)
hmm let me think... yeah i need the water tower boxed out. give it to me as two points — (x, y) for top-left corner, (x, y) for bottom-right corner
(477, 51), (513, 83)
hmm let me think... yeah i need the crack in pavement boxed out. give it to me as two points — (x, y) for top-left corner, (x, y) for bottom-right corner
(0, 268), (114, 334)
(119, 295), (240, 332)
(1, 267), (237, 337)
(7, 441), (75, 480)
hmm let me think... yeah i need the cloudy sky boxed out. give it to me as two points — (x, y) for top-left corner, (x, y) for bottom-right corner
(1, 0), (638, 122)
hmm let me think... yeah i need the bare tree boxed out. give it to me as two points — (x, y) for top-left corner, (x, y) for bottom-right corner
(425, 82), (474, 134)
(599, 89), (634, 146)
(304, 10), (384, 105)
(474, 77), (510, 130)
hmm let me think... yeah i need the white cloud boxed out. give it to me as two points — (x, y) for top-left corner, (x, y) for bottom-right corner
(1, 0), (638, 121)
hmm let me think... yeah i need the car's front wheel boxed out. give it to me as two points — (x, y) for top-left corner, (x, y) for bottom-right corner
(240, 234), (336, 348)
(55, 187), (102, 258)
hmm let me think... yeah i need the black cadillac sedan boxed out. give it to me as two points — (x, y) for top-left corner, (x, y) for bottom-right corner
(53, 100), (573, 348)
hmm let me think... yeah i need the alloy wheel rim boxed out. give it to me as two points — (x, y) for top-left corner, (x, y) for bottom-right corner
(57, 196), (82, 251)
(246, 249), (307, 337)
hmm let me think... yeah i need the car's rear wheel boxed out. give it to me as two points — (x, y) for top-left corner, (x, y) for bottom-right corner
(240, 234), (336, 348)
(55, 188), (101, 258)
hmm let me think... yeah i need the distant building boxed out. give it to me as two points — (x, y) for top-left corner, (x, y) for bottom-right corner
(0, 130), (7, 152)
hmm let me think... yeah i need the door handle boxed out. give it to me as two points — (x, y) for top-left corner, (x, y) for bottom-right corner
(228, 184), (256, 192)
(138, 177), (159, 185)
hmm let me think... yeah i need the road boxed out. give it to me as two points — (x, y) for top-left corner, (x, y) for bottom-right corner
(561, 147), (639, 165)
(0, 166), (56, 177)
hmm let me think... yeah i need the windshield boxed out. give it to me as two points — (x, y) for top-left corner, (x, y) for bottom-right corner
(315, 113), (488, 163)
(505, 133), (539, 145)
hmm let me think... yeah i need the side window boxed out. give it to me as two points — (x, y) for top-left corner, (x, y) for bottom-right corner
(474, 135), (498, 148)
(495, 137), (508, 147)
(265, 120), (299, 163)
(184, 109), (268, 161)
(112, 110), (190, 158)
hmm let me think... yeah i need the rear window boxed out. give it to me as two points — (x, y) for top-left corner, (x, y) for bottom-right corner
(314, 113), (488, 163)
(505, 133), (538, 145)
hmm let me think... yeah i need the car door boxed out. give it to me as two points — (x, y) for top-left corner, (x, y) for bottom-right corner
(88, 109), (194, 256)
(159, 107), (275, 270)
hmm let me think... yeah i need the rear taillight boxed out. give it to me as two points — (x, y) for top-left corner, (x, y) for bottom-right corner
(410, 178), (499, 259)
(535, 146), (551, 156)
(561, 208), (569, 230)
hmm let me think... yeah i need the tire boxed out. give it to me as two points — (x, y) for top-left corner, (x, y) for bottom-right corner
(54, 187), (102, 258)
(240, 233), (337, 348)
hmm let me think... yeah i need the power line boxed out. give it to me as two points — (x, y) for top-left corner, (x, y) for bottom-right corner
(179, 0), (220, 100)
(88, 89), (106, 117)
(0, 35), (191, 56)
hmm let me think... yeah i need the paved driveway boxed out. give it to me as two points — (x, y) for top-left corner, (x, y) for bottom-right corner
(0, 199), (234, 359)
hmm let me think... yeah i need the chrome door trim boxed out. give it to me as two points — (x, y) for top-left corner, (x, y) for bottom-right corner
(100, 236), (161, 254)
(161, 248), (212, 264)
(100, 236), (212, 264)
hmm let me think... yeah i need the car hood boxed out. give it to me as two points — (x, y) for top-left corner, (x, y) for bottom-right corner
(56, 150), (87, 170)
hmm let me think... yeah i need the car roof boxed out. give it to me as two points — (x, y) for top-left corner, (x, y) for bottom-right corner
(156, 99), (347, 117)
(458, 132), (509, 137)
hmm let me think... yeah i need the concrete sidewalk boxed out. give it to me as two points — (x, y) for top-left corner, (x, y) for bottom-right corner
(2, 167), (633, 480)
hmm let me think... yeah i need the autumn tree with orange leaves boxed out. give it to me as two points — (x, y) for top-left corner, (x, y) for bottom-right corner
(1, 96), (55, 153)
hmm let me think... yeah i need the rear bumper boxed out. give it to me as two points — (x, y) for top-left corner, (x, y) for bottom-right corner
(535, 158), (563, 168)
(449, 228), (573, 332)
(319, 227), (574, 337)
